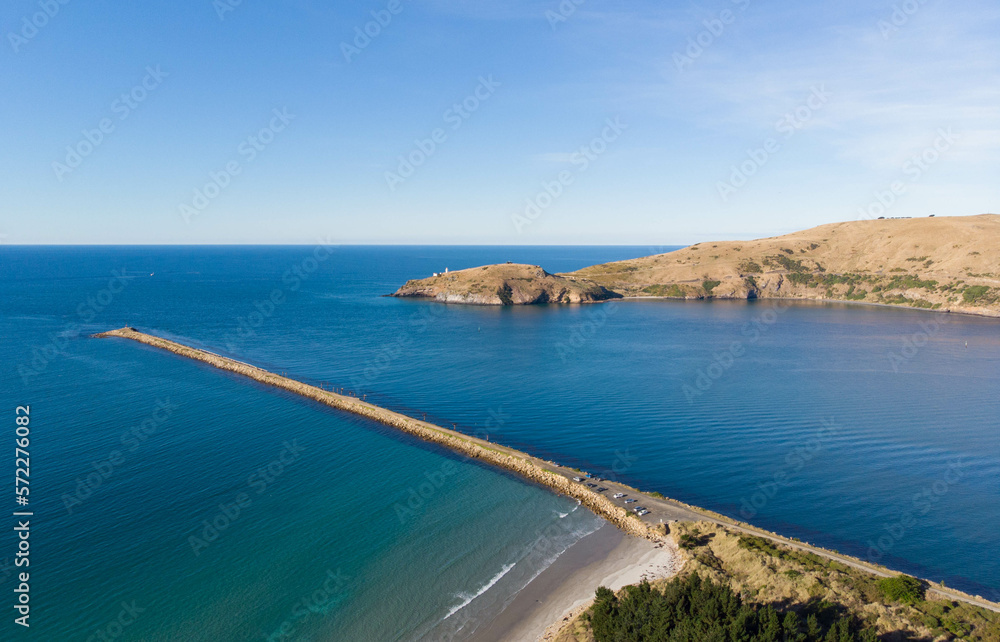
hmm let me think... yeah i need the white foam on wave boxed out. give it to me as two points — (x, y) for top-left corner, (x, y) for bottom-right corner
(442, 562), (516, 620)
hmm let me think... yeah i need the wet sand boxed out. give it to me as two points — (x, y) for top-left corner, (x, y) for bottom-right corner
(467, 523), (681, 642)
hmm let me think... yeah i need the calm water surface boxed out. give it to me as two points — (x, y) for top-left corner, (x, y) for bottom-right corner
(2, 245), (998, 640)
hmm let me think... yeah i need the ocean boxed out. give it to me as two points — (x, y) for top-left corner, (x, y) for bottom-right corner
(2, 245), (998, 640)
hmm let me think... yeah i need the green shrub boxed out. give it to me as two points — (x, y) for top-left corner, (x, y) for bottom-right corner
(885, 274), (938, 290)
(963, 285), (991, 304)
(703, 280), (721, 293)
(643, 284), (686, 297)
(877, 575), (925, 604)
(845, 285), (868, 300)
(765, 254), (808, 273)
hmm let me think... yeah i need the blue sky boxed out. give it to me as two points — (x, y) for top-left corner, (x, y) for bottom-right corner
(1, 0), (998, 244)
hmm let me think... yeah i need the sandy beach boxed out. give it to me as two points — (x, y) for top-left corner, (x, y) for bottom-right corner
(466, 523), (681, 642)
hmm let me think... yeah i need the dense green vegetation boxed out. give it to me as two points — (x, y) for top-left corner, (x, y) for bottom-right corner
(877, 575), (925, 604)
(764, 254), (808, 273)
(642, 284), (686, 297)
(844, 285), (868, 300)
(588, 574), (877, 642)
(963, 285), (993, 304)
(883, 274), (938, 290)
(703, 280), (722, 294)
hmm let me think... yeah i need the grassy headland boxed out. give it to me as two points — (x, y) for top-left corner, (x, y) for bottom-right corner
(392, 262), (620, 305)
(393, 215), (1000, 317)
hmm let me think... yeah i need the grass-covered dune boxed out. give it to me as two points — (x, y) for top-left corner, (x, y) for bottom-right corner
(551, 522), (1000, 642)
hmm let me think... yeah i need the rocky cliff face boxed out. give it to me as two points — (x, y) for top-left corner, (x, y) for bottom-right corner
(391, 263), (621, 305)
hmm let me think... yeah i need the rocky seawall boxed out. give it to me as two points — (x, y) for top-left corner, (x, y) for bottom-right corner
(93, 327), (660, 541)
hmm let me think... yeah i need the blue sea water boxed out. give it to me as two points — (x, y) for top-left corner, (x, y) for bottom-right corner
(1, 245), (999, 640)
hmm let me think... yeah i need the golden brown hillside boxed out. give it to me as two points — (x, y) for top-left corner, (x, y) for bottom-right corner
(391, 215), (1000, 315)
(566, 214), (999, 316)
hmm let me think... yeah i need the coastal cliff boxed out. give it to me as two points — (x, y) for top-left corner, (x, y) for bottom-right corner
(391, 263), (621, 305)
(392, 215), (1000, 316)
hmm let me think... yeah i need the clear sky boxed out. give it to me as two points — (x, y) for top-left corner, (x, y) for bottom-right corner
(1, 0), (997, 245)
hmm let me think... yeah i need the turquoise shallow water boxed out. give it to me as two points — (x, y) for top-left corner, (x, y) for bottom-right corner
(2, 245), (999, 639)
